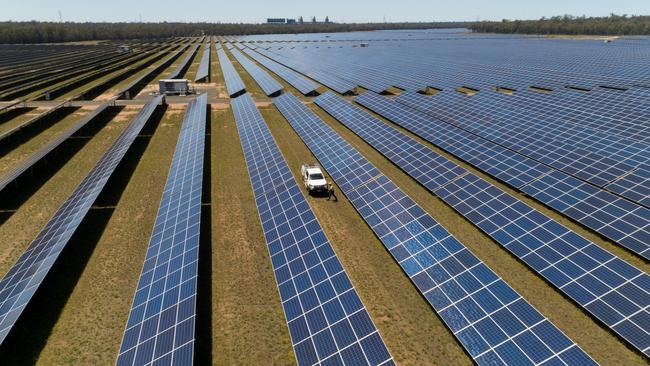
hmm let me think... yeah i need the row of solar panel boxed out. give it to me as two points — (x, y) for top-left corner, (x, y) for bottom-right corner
(229, 48), (283, 96)
(273, 91), (598, 366)
(259, 41), (648, 95)
(231, 93), (394, 366)
(195, 41), (211, 82)
(0, 96), (165, 346)
(167, 44), (199, 80)
(0, 99), (116, 193)
(242, 48), (318, 95)
(403, 90), (650, 206)
(117, 94), (207, 366)
(388, 92), (650, 261)
(216, 47), (246, 97)
(218, 43), (650, 358)
(314, 91), (650, 357)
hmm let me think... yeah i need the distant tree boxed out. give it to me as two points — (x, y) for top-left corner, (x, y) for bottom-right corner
(470, 14), (650, 35)
(325, 16), (330, 23)
(312, 16), (316, 23)
(0, 20), (471, 44)
(299, 16), (304, 24)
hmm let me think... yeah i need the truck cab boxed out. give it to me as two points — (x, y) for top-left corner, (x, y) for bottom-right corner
(301, 164), (328, 195)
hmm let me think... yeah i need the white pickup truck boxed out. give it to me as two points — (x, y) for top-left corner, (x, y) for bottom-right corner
(301, 164), (328, 195)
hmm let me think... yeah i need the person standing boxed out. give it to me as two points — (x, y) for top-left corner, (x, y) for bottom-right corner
(327, 182), (338, 202)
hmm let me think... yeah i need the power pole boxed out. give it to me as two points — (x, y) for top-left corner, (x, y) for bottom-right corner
(58, 10), (63, 22)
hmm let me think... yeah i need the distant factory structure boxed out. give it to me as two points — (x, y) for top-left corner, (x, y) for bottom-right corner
(266, 16), (332, 25)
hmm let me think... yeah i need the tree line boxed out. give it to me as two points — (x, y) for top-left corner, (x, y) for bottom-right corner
(0, 21), (468, 44)
(470, 14), (650, 35)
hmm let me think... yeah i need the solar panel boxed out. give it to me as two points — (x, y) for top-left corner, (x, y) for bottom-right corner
(0, 100), (69, 143)
(357, 92), (551, 189)
(116, 94), (206, 366)
(230, 48), (283, 96)
(194, 42), (211, 82)
(274, 92), (597, 366)
(0, 98), (116, 193)
(249, 36), (650, 94)
(167, 44), (199, 80)
(0, 101), (20, 113)
(358, 91), (650, 261)
(520, 171), (650, 261)
(216, 48), (245, 97)
(315, 91), (650, 357)
(118, 45), (188, 99)
(255, 48), (356, 95)
(232, 93), (394, 366)
(467, 90), (650, 160)
(242, 48), (318, 96)
(0, 95), (164, 345)
(606, 168), (650, 207)
(402, 91), (638, 188)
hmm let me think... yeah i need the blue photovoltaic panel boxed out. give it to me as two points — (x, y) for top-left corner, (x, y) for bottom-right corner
(244, 46), (318, 95)
(255, 48), (356, 95)
(275, 92), (597, 366)
(438, 173), (650, 357)
(0, 99), (115, 193)
(230, 48), (283, 96)
(242, 48), (318, 96)
(194, 42), (211, 82)
(357, 92), (552, 189)
(316, 91), (650, 357)
(395, 91), (637, 189)
(606, 168), (650, 208)
(232, 93), (393, 366)
(359, 91), (650, 261)
(520, 171), (650, 261)
(116, 94), (206, 366)
(0, 95), (164, 345)
(168, 44), (199, 80)
(216, 48), (246, 97)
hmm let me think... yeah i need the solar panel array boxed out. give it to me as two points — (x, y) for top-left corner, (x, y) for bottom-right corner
(247, 36), (650, 94)
(216, 47), (245, 97)
(401, 91), (646, 196)
(0, 98), (116, 193)
(255, 48), (356, 95)
(356, 91), (650, 262)
(608, 169), (650, 207)
(274, 92), (597, 366)
(232, 93), (394, 366)
(229, 48), (283, 96)
(0, 95), (164, 345)
(118, 45), (188, 99)
(316, 91), (650, 357)
(0, 99), (69, 143)
(167, 44), (199, 80)
(117, 94), (206, 366)
(242, 48), (318, 96)
(194, 42), (211, 82)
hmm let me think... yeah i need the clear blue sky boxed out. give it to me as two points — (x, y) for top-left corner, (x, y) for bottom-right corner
(2, 0), (649, 23)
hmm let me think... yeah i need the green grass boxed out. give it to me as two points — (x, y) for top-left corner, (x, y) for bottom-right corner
(0, 108), (48, 136)
(0, 108), (90, 176)
(30, 108), (183, 365)
(0, 108), (134, 284)
(211, 107), (295, 365)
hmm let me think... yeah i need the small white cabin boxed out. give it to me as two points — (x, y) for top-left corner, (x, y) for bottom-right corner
(159, 79), (190, 95)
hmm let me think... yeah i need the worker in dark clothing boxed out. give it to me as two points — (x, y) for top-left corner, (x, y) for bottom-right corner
(327, 182), (338, 201)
